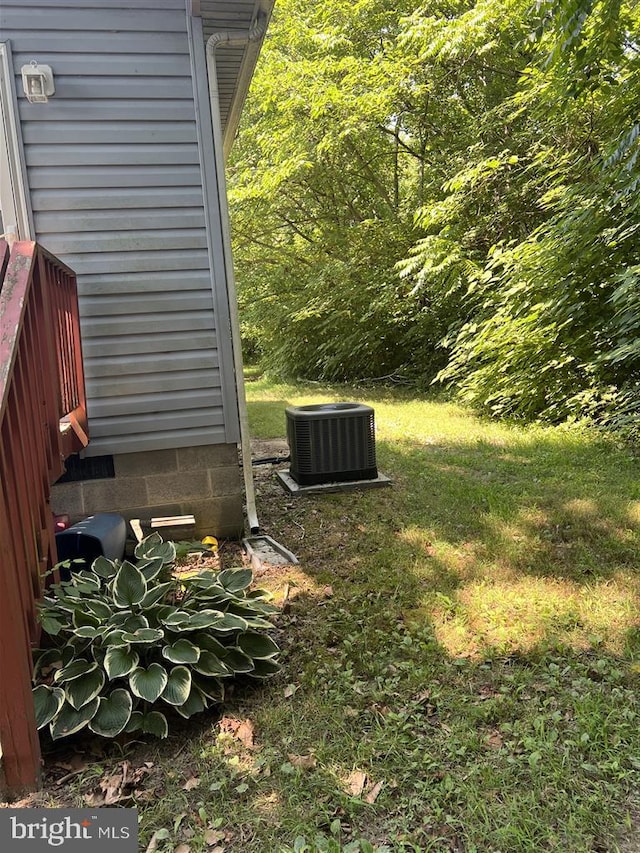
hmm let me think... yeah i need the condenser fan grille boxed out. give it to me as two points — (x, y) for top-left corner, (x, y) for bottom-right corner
(286, 403), (378, 486)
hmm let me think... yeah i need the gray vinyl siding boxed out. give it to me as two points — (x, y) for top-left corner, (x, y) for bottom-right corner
(0, 0), (240, 456)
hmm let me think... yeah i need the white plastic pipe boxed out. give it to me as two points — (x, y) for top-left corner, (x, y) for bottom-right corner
(206, 14), (267, 535)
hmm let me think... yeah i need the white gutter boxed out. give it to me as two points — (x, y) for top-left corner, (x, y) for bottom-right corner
(206, 13), (267, 535)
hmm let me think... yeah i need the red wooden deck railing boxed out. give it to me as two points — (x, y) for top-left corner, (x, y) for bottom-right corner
(0, 240), (88, 798)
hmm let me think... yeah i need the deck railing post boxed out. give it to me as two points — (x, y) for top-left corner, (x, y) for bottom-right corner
(0, 491), (42, 798)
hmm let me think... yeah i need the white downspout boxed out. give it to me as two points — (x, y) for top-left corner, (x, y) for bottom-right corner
(206, 14), (267, 535)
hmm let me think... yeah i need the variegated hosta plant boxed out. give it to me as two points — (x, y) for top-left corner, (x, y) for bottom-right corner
(32, 533), (280, 741)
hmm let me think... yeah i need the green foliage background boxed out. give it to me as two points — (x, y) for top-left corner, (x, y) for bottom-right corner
(229, 0), (640, 429)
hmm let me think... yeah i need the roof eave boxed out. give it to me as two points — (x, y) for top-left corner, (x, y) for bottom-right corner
(221, 11), (271, 159)
(197, 0), (275, 159)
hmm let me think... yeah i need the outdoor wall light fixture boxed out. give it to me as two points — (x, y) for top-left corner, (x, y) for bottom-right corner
(21, 61), (55, 103)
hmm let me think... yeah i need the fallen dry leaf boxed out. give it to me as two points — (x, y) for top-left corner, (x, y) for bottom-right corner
(288, 753), (317, 770)
(283, 684), (298, 699)
(174, 845), (191, 853)
(219, 717), (255, 749)
(210, 847), (225, 853)
(345, 770), (367, 797)
(322, 585), (334, 598)
(54, 753), (87, 773)
(182, 777), (200, 791)
(129, 765), (153, 786)
(100, 772), (126, 805)
(235, 720), (255, 749)
(412, 690), (431, 705)
(486, 731), (504, 750)
(83, 761), (154, 807)
(364, 780), (384, 804)
(204, 829), (225, 846)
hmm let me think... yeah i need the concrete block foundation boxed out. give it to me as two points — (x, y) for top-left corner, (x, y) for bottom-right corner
(51, 443), (244, 539)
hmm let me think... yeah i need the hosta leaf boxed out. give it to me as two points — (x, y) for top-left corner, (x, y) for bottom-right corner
(73, 609), (100, 629)
(51, 595), (81, 612)
(141, 710), (168, 739)
(50, 698), (99, 740)
(40, 614), (64, 636)
(73, 625), (105, 640)
(70, 571), (102, 594)
(160, 666), (192, 706)
(134, 531), (162, 557)
(68, 636), (91, 657)
(137, 556), (164, 582)
(223, 648), (255, 673)
(61, 646), (76, 666)
(33, 648), (63, 678)
(84, 599), (113, 619)
(104, 645), (140, 679)
(121, 627), (164, 644)
(144, 604), (175, 629)
(113, 561), (147, 608)
(33, 685), (65, 729)
(243, 616), (278, 630)
(162, 639), (200, 664)
(122, 615), (149, 633)
(140, 582), (173, 608)
(108, 611), (131, 627)
(237, 631), (280, 660)
(210, 612), (248, 633)
(92, 556), (117, 578)
(183, 573), (218, 590)
(152, 541), (176, 565)
(226, 599), (278, 616)
(160, 610), (190, 627)
(55, 592), (82, 610)
(103, 629), (129, 648)
(192, 650), (230, 677)
(125, 711), (143, 733)
(218, 568), (253, 594)
(193, 676), (224, 703)
(91, 646), (107, 668)
(65, 667), (105, 710)
(246, 588), (275, 601)
(135, 533), (176, 566)
(89, 689), (133, 737)
(55, 658), (97, 683)
(129, 663), (168, 702)
(249, 658), (281, 678)
(174, 686), (207, 719)
(191, 590), (230, 605)
(193, 633), (227, 656)
(182, 610), (224, 631)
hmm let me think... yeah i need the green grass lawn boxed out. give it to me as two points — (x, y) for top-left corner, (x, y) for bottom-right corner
(236, 375), (640, 852)
(26, 376), (640, 852)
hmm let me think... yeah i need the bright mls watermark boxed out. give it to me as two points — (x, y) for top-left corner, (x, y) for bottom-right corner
(0, 809), (137, 851)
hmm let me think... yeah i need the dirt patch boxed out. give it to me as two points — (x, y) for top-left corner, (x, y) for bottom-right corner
(250, 437), (289, 464)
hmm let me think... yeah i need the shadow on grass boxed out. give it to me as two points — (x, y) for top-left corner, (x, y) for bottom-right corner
(185, 411), (640, 850)
(276, 427), (640, 660)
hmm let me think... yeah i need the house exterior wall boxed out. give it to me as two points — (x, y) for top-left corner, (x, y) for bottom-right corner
(0, 0), (241, 458)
